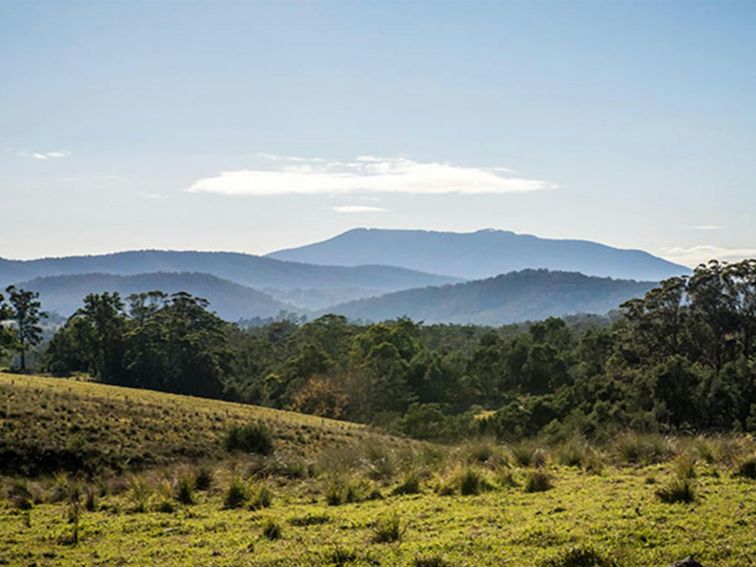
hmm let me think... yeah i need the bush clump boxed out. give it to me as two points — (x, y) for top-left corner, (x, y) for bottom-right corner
(539, 546), (616, 567)
(734, 455), (756, 479)
(655, 476), (696, 503)
(223, 476), (248, 509)
(261, 518), (282, 540)
(225, 422), (274, 455)
(524, 469), (553, 493)
(371, 513), (403, 543)
(392, 473), (421, 496)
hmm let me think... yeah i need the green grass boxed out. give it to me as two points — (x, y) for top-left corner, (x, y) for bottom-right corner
(0, 372), (398, 474)
(0, 373), (754, 566)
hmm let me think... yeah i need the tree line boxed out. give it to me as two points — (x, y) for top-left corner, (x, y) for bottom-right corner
(4, 259), (756, 440)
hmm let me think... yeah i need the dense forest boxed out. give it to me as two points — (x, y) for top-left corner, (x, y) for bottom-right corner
(2, 260), (755, 441)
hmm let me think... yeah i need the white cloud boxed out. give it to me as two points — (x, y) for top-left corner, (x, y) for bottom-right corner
(188, 155), (556, 197)
(21, 150), (71, 160)
(332, 205), (388, 214)
(687, 225), (723, 231)
(660, 245), (756, 267)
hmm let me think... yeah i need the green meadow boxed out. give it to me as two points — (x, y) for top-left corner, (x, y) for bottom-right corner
(1, 373), (754, 566)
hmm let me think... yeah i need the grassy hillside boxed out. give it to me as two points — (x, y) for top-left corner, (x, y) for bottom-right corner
(1, 373), (754, 566)
(324, 269), (656, 324)
(0, 372), (383, 474)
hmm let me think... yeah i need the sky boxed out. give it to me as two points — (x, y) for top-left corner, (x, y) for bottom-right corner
(1, 0), (755, 267)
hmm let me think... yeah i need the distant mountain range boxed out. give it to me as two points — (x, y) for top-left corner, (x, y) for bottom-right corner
(0, 229), (682, 324)
(0, 250), (460, 310)
(17, 272), (292, 321)
(269, 228), (689, 281)
(322, 269), (657, 325)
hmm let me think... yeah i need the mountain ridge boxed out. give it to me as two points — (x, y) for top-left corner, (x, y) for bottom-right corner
(0, 249), (461, 293)
(268, 228), (689, 281)
(320, 268), (657, 325)
(16, 272), (293, 321)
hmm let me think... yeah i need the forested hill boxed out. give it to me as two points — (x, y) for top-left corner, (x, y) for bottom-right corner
(0, 249), (460, 291)
(268, 228), (688, 281)
(323, 269), (657, 325)
(17, 272), (292, 321)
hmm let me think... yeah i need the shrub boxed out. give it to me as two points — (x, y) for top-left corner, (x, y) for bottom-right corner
(250, 484), (273, 510)
(84, 485), (98, 512)
(614, 433), (672, 465)
(128, 476), (151, 513)
(460, 468), (486, 496)
(392, 473), (421, 496)
(438, 466), (494, 496)
(326, 546), (358, 565)
(556, 440), (587, 467)
(261, 518), (282, 540)
(361, 440), (397, 480)
(7, 479), (33, 511)
(524, 469), (553, 493)
(511, 443), (548, 468)
(735, 455), (756, 479)
(194, 466), (213, 491)
(539, 546), (616, 567)
(175, 474), (195, 505)
(372, 513), (403, 543)
(225, 422), (274, 455)
(672, 454), (697, 480)
(223, 476), (248, 509)
(325, 476), (371, 506)
(65, 481), (82, 546)
(656, 476), (696, 503)
(464, 437), (505, 466)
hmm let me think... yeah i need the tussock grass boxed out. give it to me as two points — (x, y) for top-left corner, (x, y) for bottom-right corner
(613, 433), (673, 465)
(524, 469), (553, 493)
(371, 513), (403, 543)
(261, 518), (282, 540)
(734, 455), (756, 479)
(222, 475), (248, 509)
(539, 546), (616, 567)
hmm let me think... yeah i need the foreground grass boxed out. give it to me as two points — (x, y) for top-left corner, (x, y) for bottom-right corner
(1, 373), (754, 565)
(1, 463), (754, 566)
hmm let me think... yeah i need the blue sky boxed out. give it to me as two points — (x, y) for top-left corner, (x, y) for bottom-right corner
(1, 0), (754, 266)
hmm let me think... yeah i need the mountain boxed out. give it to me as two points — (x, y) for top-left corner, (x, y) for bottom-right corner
(0, 250), (460, 296)
(321, 269), (657, 325)
(268, 228), (689, 281)
(17, 272), (292, 321)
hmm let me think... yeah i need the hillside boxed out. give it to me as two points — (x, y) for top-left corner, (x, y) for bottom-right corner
(17, 272), (293, 321)
(0, 372), (387, 474)
(323, 269), (656, 324)
(269, 228), (689, 281)
(1, 374), (753, 567)
(0, 249), (461, 294)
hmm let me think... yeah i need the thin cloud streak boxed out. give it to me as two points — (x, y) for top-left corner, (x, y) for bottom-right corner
(21, 150), (71, 160)
(332, 205), (388, 213)
(660, 244), (756, 267)
(188, 155), (556, 197)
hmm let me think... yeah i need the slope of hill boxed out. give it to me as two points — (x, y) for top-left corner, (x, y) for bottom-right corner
(268, 228), (689, 281)
(0, 249), (461, 292)
(17, 272), (293, 321)
(0, 372), (381, 474)
(322, 269), (656, 325)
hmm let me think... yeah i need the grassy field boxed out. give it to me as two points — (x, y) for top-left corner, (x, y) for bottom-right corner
(1, 373), (755, 566)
